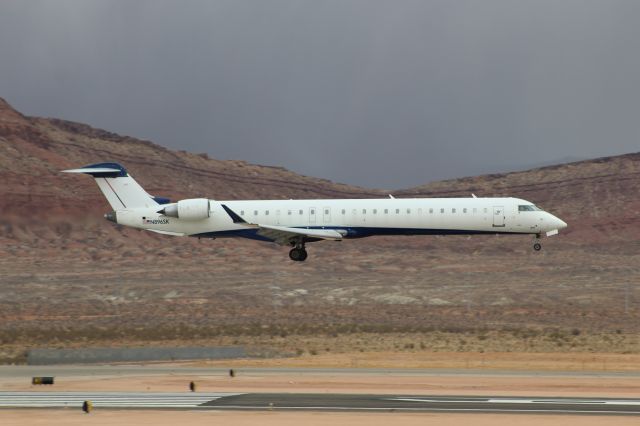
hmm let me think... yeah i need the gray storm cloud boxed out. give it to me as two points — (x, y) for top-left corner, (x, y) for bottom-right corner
(1, 0), (639, 188)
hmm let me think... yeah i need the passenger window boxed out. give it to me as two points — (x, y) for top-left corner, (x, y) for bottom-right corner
(299, 209), (303, 215)
(373, 209), (377, 214)
(310, 209), (315, 215)
(384, 209), (388, 214)
(265, 210), (269, 215)
(407, 208), (411, 214)
(484, 208), (488, 213)
(341, 209), (346, 215)
(240, 210), (244, 215)
(288, 210), (292, 215)
(396, 209), (400, 214)
(452, 208), (456, 213)
(463, 208), (467, 213)
(440, 208), (444, 213)
(429, 208), (433, 214)
(254, 210), (258, 215)
(325, 209), (329, 215)
(362, 209), (366, 214)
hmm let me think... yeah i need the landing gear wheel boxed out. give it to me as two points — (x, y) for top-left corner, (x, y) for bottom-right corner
(533, 242), (542, 251)
(289, 248), (308, 262)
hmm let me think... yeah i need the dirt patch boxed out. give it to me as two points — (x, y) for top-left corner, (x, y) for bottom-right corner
(186, 351), (640, 371)
(1, 410), (639, 426)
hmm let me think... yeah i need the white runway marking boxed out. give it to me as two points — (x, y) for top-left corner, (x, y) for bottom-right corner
(389, 397), (640, 406)
(0, 392), (241, 408)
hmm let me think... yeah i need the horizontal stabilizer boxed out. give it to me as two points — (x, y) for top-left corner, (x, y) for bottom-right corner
(63, 167), (122, 175)
(62, 162), (128, 178)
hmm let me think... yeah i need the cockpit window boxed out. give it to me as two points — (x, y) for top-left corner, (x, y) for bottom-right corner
(519, 205), (541, 212)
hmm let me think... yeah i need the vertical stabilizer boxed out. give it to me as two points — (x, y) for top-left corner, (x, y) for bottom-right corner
(62, 162), (159, 210)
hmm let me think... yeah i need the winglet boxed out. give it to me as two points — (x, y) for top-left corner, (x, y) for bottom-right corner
(221, 204), (247, 223)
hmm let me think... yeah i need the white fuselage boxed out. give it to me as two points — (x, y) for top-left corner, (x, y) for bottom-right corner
(116, 197), (566, 240)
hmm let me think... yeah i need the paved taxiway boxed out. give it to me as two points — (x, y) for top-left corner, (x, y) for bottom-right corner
(1, 392), (640, 415)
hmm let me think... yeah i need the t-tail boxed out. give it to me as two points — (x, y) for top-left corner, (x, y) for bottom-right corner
(62, 162), (169, 210)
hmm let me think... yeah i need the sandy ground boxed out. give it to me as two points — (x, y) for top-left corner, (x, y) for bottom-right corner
(2, 410), (640, 426)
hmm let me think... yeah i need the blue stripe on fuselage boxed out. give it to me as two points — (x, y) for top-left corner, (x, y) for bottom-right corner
(190, 226), (528, 242)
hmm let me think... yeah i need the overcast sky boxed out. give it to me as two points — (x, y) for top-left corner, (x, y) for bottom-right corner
(1, 1), (639, 189)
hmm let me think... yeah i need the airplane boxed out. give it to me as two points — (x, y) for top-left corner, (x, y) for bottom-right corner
(63, 162), (567, 261)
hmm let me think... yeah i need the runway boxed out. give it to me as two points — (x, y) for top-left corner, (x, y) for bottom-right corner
(2, 392), (640, 415)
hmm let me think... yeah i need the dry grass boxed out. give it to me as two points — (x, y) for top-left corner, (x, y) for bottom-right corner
(188, 350), (640, 372)
(3, 330), (640, 368)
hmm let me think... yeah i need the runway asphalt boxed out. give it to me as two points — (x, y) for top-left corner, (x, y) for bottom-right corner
(1, 392), (640, 415)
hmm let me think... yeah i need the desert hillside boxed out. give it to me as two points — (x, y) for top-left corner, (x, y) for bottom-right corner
(3, 94), (639, 240)
(1, 97), (639, 362)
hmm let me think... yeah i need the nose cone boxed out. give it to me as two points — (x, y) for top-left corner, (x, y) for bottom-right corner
(104, 211), (118, 223)
(543, 212), (567, 232)
(551, 215), (567, 230)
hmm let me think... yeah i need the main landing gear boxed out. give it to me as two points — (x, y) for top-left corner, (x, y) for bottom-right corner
(533, 234), (542, 251)
(289, 242), (308, 262)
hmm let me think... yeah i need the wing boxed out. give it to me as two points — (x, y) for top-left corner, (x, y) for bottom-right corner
(147, 229), (186, 237)
(256, 224), (343, 245)
(221, 204), (344, 245)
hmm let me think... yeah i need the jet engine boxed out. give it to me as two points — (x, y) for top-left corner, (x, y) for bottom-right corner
(159, 198), (210, 220)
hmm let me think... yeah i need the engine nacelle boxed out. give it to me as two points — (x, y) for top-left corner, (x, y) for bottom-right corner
(160, 198), (210, 220)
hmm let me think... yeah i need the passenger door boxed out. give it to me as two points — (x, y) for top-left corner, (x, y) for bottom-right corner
(493, 206), (505, 227)
(309, 207), (317, 225)
(323, 206), (331, 224)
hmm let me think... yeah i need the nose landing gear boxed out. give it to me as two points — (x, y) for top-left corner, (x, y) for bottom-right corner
(533, 233), (542, 251)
